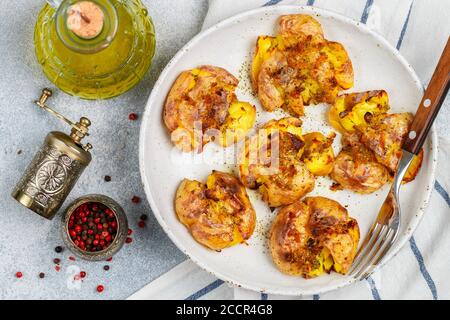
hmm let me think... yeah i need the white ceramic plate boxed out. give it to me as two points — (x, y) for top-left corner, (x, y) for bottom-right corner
(139, 5), (437, 295)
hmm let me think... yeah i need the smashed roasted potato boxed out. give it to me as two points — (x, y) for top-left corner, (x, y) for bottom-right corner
(328, 91), (423, 189)
(359, 113), (412, 172)
(328, 90), (389, 133)
(239, 117), (315, 207)
(251, 14), (354, 116)
(270, 196), (359, 278)
(164, 65), (256, 152)
(358, 112), (423, 181)
(330, 132), (389, 194)
(302, 132), (336, 176)
(175, 171), (256, 251)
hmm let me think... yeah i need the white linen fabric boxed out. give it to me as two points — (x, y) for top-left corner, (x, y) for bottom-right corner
(129, 0), (450, 300)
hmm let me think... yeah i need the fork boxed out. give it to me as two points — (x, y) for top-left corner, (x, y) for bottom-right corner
(349, 37), (450, 280)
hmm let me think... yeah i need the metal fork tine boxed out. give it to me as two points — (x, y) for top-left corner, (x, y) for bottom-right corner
(350, 225), (387, 276)
(348, 224), (379, 274)
(354, 223), (380, 257)
(348, 150), (415, 280)
(353, 227), (394, 279)
(348, 223), (382, 274)
(357, 229), (397, 280)
(348, 223), (383, 275)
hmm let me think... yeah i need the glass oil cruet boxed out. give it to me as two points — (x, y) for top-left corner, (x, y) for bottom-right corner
(35, 0), (156, 99)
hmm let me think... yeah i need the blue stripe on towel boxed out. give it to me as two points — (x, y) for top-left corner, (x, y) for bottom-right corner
(366, 276), (381, 300)
(185, 279), (225, 300)
(409, 237), (438, 300)
(263, 0), (283, 6)
(360, 0), (374, 24)
(393, 0), (438, 300)
(396, 1), (414, 50)
(261, 293), (268, 300)
(435, 180), (450, 206)
(307, 0), (316, 6)
(313, 294), (320, 300)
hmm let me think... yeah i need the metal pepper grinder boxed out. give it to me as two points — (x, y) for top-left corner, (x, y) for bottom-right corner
(12, 89), (93, 220)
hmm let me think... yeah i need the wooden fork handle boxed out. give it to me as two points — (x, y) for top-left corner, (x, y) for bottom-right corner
(403, 37), (450, 155)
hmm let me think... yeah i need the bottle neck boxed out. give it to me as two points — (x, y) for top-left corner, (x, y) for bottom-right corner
(55, 0), (118, 54)
(46, 0), (63, 8)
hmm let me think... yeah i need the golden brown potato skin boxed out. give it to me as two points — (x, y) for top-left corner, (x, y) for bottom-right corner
(278, 14), (324, 43)
(239, 117), (315, 207)
(359, 112), (423, 181)
(359, 113), (412, 173)
(175, 171), (256, 251)
(328, 90), (389, 133)
(164, 65), (255, 152)
(270, 196), (359, 278)
(251, 14), (354, 116)
(330, 133), (389, 194)
(328, 91), (424, 190)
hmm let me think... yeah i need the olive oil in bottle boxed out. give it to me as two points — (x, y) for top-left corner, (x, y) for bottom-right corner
(35, 0), (156, 99)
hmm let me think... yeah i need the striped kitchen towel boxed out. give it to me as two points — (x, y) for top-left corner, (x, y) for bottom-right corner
(129, 0), (450, 300)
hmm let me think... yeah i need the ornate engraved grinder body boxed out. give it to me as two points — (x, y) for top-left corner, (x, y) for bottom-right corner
(12, 89), (93, 220)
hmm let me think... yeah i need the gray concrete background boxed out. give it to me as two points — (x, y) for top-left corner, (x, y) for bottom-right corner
(0, 0), (208, 299)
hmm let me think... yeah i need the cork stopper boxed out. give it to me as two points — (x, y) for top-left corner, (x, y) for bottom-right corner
(66, 1), (104, 39)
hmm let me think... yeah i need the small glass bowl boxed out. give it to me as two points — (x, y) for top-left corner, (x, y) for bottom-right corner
(62, 194), (128, 261)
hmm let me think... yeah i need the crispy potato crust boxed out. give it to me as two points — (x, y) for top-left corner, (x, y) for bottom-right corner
(270, 196), (359, 278)
(175, 171), (256, 251)
(328, 90), (389, 133)
(239, 117), (315, 207)
(359, 113), (413, 172)
(279, 15), (324, 42)
(330, 132), (389, 194)
(358, 112), (424, 182)
(328, 91), (423, 189)
(251, 14), (354, 116)
(164, 65), (255, 152)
